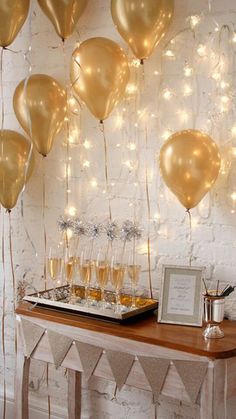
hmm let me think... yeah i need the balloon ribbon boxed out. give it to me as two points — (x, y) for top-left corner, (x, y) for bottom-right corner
(186, 209), (193, 266)
(1, 212), (6, 419)
(145, 126), (153, 299)
(100, 121), (112, 221)
(8, 211), (17, 353)
(42, 158), (47, 289)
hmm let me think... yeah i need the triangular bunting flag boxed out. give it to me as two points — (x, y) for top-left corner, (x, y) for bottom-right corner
(21, 319), (45, 358)
(173, 360), (208, 404)
(47, 330), (72, 368)
(106, 350), (135, 391)
(75, 342), (103, 380)
(138, 356), (170, 402)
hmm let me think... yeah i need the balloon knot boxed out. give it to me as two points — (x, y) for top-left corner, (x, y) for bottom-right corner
(186, 208), (190, 213)
(62, 38), (65, 44)
(42, 154), (47, 158)
(140, 59), (144, 65)
(99, 120), (103, 125)
(7, 209), (11, 214)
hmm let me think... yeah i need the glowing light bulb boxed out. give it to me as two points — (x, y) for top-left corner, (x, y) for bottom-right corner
(221, 95), (230, 104)
(115, 114), (124, 129)
(83, 160), (90, 168)
(161, 130), (171, 140)
(189, 15), (201, 29)
(127, 142), (136, 151)
(231, 192), (236, 201)
(68, 129), (79, 144)
(90, 179), (98, 188)
(154, 70), (159, 75)
(124, 160), (134, 170)
(212, 71), (221, 81)
(131, 59), (140, 67)
(66, 229), (73, 239)
(220, 81), (229, 89)
(177, 109), (189, 122)
(183, 84), (193, 96)
(83, 139), (92, 149)
(232, 32), (236, 43)
(197, 44), (207, 57)
(231, 147), (236, 156)
(67, 206), (76, 217)
(163, 49), (175, 58)
(183, 64), (193, 77)
(126, 83), (137, 95)
(154, 212), (160, 220)
(162, 88), (173, 100)
(231, 126), (236, 137)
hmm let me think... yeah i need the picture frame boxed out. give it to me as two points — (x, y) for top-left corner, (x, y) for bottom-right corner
(158, 265), (205, 327)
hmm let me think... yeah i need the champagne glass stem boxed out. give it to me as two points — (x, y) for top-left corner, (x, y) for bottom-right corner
(85, 285), (89, 306)
(131, 286), (136, 308)
(101, 287), (105, 309)
(115, 288), (121, 312)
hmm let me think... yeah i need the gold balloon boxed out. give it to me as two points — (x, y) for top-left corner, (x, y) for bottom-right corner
(70, 37), (130, 121)
(38, 0), (88, 40)
(111, 0), (174, 61)
(0, 130), (34, 210)
(0, 0), (30, 47)
(13, 74), (67, 157)
(159, 130), (221, 210)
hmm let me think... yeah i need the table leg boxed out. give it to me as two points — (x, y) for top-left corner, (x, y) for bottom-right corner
(15, 345), (31, 419)
(68, 369), (82, 419)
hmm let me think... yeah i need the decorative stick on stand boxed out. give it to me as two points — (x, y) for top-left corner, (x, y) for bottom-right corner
(203, 295), (225, 338)
(203, 282), (235, 338)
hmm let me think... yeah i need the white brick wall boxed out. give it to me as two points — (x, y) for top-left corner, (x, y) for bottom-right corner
(1, 0), (236, 417)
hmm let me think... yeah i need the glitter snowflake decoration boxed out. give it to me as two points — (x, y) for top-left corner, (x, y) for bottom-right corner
(120, 220), (142, 242)
(57, 216), (74, 232)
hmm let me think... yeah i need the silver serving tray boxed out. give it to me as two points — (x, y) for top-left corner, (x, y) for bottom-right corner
(23, 285), (158, 322)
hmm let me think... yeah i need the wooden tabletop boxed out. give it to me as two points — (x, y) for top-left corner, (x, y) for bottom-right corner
(16, 302), (236, 359)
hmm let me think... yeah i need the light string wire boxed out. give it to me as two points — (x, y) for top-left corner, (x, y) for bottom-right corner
(1, 211), (6, 419)
(62, 39), (70, 211)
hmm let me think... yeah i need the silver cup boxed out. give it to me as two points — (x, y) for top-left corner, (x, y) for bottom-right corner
(203, 295), (225, 338)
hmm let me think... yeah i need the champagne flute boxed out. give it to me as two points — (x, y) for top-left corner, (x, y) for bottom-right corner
(80, 248), (92, 305)
(128, 252), (141, 308)
(110, 252), (126, 312)
(95, 251), (109, 309)
(64, 253), (76, 302)
(47, 246), (62, 300)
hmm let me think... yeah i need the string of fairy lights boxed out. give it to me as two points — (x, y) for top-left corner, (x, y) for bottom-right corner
(25, 4), (236, 274)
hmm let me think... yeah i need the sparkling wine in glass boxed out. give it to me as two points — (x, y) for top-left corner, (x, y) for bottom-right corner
(47, 247), (62, 300)
(127, 260), (141, 308)
(64, 255), (76, 302)
(110, 253), (126, 312)
(96, 251), (109, 309)
(80, 249), (92, 305)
